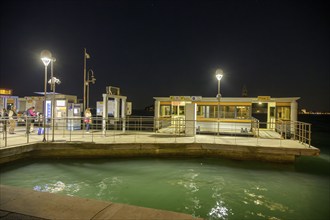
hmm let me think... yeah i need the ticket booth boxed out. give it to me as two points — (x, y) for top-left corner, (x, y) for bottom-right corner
(46, 94), (78, 130)
(23, 94), (78, 130)
(67, 103), (82, 130)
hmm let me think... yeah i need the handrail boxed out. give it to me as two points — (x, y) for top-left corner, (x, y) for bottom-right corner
(276, 120), (311, 147)
(0, 116), (312, 148)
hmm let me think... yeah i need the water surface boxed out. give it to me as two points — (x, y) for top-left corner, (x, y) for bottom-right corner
(1, 157), (329, 220)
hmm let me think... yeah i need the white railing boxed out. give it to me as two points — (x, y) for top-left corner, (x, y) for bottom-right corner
(0, 116), (312, 148)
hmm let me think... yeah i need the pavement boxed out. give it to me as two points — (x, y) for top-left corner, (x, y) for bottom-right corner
(0, 185), (201, 220)
(0, 127), (313, 150)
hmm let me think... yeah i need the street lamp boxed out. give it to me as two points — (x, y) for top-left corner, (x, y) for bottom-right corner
(83, 48), (91, 113)
(41, 50), (52, 142)
(86, 69), (96, 108)
(215, 68), (223, 135)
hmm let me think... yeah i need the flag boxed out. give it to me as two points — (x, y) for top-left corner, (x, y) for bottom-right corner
(85, 52), (90, 59)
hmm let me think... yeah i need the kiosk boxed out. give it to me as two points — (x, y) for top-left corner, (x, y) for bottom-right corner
(23, 94), (79, 130)
(67, 103), (82, 130)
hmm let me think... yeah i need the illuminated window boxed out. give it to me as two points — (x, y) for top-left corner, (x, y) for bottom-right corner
(56, 100), (66, 107)
(160, 105), (171, 117)
(277, 107), (290, 120)
(223, 106), (235, 118)
(236, 106), (250, 119)
(197, 105), (211, 118)
(179, 106), (185, 115)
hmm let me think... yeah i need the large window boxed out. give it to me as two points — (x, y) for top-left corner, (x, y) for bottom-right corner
(236, 106), (250, 119)
(172, 105), (185, 116)
(197, 105), (216, 118)
(197, 105), (218, 118)
(222, 106), (235, 118)
(197, 105), (251, 119)
(277, 107), (290, 120)
(160, 105), (171, 117)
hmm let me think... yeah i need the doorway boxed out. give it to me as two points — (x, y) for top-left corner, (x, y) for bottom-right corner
(252, 103), (268, 128)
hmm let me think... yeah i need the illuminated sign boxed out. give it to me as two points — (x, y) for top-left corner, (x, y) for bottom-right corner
(56, 100), (66, 107)
(46, 100), (52, 118)
(257, 96), (271, 101)
(170, 96), (202, 101)
(0, 89), (12, 95)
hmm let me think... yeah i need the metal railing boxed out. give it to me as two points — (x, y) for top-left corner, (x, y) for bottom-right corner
(276, 120), (312, 146)
(0, 116), (312, 148)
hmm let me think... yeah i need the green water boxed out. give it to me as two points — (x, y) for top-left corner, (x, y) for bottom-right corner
(1, 157), (329, 220)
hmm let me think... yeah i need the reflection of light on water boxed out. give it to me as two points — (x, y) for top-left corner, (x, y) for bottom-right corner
(97, 176), (122, 198)
(208, 201), (229, 219)
(243, 185), (292, 220)
(177, 170), (199, 193)
(244, 187), (289, 212)
(177, 170), (201, 217)
(208, 179), (232, 219)
(33, 181), (80, 195)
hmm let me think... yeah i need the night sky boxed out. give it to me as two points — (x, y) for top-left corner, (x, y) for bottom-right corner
(1, 0), (329, 111)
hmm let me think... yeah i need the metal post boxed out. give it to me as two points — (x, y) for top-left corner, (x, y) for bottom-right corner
(83, 48), (87, 113)
(43, 65), (47, 142)
(87, 75), (89, 108)
(217, 80), (219, 135)
(308, 124), (311, 147)
(51, 59), (55, 142)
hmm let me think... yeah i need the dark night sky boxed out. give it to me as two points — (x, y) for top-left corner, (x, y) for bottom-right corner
(1, 0), (329, 111)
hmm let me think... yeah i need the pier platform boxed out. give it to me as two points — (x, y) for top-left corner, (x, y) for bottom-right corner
(0, 130), (319, 164)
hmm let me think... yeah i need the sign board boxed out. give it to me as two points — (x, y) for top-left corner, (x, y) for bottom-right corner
(257, 96), (271, 101)
(46, 100), (52, 118)
(96, 100), (116, 116)
(127, 102), (132, 115)
(170, 96), (202, 101)
(0, 89), (12, 95)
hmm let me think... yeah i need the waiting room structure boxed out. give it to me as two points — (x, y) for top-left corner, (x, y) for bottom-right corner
(154, 96), (299, 136)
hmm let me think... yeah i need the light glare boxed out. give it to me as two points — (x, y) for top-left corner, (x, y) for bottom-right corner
(215, 69), (223, 81)
(41, 57), (51, 66)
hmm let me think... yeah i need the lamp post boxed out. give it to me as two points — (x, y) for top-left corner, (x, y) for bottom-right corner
(41, 50), (52, 142)
(86, 69), (96, 108)
(83, 48), (91, 113)
(50, 58), (56, 142)
(215, 68), (223, 135)
(48, 76), (61, 142)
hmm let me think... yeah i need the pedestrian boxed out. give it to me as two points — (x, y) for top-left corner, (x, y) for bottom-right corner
(84, 108), (92, 133)
(0, 108), (8, 133)
(8, 106), (17, 134)
(26, 106), (37, 133)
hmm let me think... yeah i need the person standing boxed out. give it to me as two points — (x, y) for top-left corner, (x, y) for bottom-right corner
(8, 106), (17, 134)
(26, 106), (37, 133)
(84, 108), (92, 133)
(0, 108), (8, 133)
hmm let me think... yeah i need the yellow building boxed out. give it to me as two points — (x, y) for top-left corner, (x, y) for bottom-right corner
(154, 96), (299, 134)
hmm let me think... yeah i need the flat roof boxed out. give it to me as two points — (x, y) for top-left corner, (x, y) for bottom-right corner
(154, 96), (300, 102)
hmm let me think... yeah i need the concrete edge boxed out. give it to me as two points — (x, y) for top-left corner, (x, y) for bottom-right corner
(0, 185), (201, 220)
(0, 142), (320, 164)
